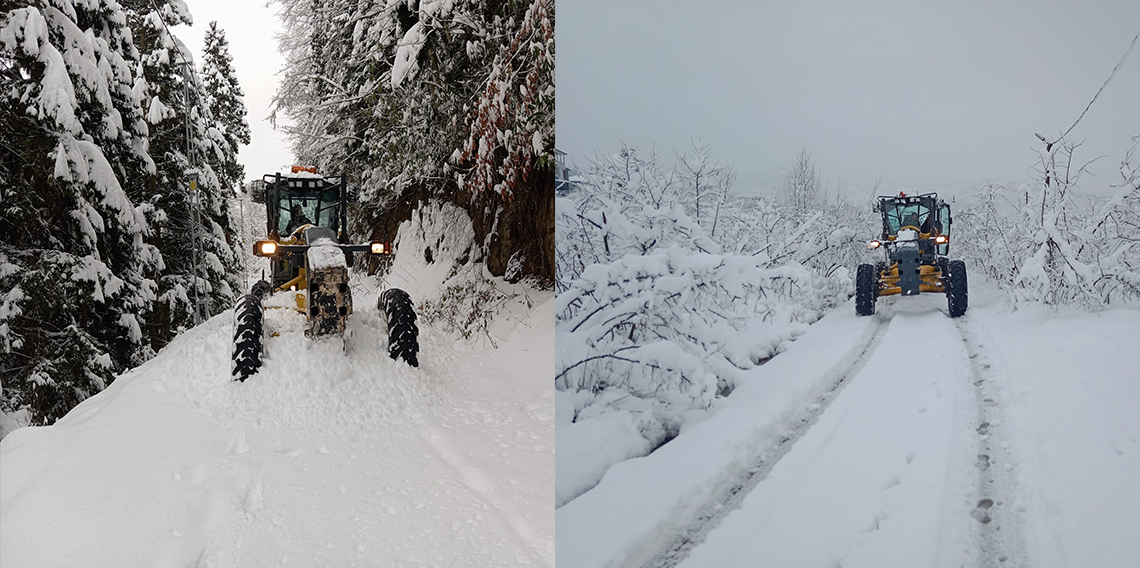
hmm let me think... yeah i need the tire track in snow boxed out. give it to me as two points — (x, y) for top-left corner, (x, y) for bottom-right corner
(639, 316), (891, 568)
(956, 318), (1028, 568)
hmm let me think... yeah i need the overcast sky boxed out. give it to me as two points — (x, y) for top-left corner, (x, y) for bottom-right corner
(557, 1), (1140, 193)
(175, 0), (293, 184)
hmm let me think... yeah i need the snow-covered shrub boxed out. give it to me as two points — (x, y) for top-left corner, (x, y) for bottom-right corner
(556, 143), (871, 487)
(556, 145), (721, 292)
(555, 144), (880, 503)
(557, 246), (815, 404)
(419, 276), (519, 343)
(954, 139), (1140, 309)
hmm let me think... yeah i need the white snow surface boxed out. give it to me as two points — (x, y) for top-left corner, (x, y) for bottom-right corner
(557, 284), (1140, 568)
(305, 242), (347, 271)
(1, 272), (554, 566)
(391, 22), (426, 89)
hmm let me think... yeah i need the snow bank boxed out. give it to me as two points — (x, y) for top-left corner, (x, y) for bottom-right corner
(556, 305), (878, 568)
(555, 393), (653, 508)
(387, 199), (536, 348)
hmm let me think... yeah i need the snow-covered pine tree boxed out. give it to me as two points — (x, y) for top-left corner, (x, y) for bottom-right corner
(201, 21), (249, 192)
(125, 0), (241, 343)
(1, 0), (162, 424)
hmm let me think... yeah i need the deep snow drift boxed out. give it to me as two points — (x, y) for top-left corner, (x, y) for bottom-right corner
(557, 283), (1140, 568)
(1, 202), (554, 567)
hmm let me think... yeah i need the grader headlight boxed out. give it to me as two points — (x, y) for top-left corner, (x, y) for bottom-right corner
(370, 242), (389, 255)
(255, 240), (278, 256)
(867, 240), (882, 250)
(934, 235), (948, 244)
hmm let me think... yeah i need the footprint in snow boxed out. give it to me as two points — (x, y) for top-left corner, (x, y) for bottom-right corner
(976, 454), (990, 471)
(971, 498), (994, 524)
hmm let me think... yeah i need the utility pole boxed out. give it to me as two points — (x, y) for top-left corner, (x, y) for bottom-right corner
(180, 60), (210, 325)
(150, 0), (211, 327)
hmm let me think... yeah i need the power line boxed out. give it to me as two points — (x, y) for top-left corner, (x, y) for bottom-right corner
(1057, 25), (1140, 142)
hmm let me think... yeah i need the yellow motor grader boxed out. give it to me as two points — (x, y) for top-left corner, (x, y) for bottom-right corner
(232, 168), (418, 381)
(856, 192), (967, 317)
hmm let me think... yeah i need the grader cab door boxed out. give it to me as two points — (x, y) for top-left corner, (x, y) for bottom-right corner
(936, 203), (951, 256)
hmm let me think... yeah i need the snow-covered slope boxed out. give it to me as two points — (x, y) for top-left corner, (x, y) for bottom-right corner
(1, 208), (554, 566)
(557, 283), (1140, 568)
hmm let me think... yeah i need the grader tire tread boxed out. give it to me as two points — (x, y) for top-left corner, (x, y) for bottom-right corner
(948, 259), (968, 318)
(379, 289), (419, 367)
(856, 263), (877, 317)
(232, 294), (264, 381)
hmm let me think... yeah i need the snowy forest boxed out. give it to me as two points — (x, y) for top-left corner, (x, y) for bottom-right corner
(555, 135), (1140, 506)
(1, 0), (248, 428)
(272, 0), (555, 281)
(1, 0), (555, 431)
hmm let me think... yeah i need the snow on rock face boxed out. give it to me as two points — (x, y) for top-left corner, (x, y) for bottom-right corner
(390, 199), (475, 300)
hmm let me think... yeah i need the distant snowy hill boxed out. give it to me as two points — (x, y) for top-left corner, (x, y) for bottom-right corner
(1, 201), (554, 567)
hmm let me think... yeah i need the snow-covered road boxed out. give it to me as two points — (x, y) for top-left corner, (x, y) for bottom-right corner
(676, 311), (977, 568)
(558, 289), (1140, 568)
(1, 280), (554, 567)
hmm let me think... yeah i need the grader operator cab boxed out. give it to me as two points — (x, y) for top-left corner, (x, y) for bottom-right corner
(856, 192), (968, 318)
(232, 168), (419, 381)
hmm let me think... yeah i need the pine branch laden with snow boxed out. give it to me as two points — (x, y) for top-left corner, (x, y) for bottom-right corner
(458, 0), (554, 199)
(1, 0), (245, 427)
(130, 0), (243, 337)
(1, 0), (163, 425)
(200, 21), (250, 191)
(274, 0), (556, 191)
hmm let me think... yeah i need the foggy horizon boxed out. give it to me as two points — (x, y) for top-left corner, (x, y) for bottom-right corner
(557, 1), (1140, 194)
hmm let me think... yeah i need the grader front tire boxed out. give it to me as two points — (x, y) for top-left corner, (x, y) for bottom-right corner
(856, 263), (877, 317)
